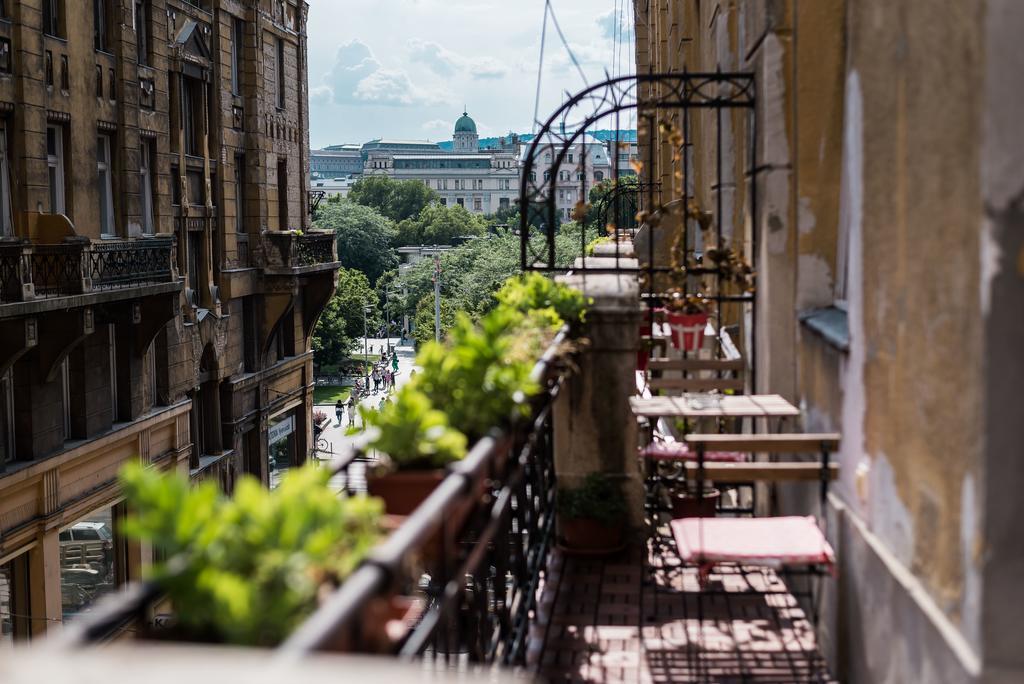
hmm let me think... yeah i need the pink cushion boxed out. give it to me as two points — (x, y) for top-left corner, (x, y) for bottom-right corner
(670, 516), (835, 567)
(639, 441), (746, 463)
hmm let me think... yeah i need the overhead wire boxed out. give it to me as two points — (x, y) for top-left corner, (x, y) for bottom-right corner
(546, 0), (589, 88)
(532, 0), (550, 133)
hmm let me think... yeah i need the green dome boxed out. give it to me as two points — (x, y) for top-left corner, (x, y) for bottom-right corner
(454, 111), (477, 134)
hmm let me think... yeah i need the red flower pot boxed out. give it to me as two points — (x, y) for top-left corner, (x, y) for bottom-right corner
(667, 311), (709, 351)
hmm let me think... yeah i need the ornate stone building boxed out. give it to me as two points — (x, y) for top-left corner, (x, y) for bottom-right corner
(0, 0), (338, 642)
(364, 111), (519, 215)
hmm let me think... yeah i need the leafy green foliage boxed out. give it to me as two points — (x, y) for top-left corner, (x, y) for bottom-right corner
(314, 199), (398, 283)
(396, 227), (584, 328)
(494, 272), (589, 327)
(558, 473), (627, 526)
(414, 307), (542, 440)
(360, 384), (468, 470)
(412, 293), (459, 347)
(119, 464), (383, 646)
(311, 268), (380, 369)
(347, 175), (439, 222)
(394, 202), (487, 247)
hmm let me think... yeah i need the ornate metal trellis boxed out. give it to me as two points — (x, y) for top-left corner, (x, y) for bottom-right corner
(518, 71), (759, 380)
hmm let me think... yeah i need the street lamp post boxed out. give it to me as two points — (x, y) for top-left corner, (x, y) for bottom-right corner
(362, 304), (372, 387)
(384, 290), (391, 355)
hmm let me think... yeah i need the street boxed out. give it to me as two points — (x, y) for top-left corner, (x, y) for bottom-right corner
(313, 337), (416, 490)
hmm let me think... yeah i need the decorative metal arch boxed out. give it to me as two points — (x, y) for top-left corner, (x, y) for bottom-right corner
(519, 70), (760, 385)
(518, 72), (755, 273)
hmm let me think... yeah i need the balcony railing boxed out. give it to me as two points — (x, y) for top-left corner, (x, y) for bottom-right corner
(0, 238), (176, 304)
(261, 231), (338, 272)
(56, 329), (569, 668)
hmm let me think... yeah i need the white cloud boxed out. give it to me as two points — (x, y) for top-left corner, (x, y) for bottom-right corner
(315, 39), (439, 107)
(422, 119), (450, 131)
(408, 39), (508, 80)
(596, 8), (634, 41)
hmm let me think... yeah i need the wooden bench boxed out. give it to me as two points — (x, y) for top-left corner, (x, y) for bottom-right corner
(683, 432), (841, 499)
(646, 357), (746, 393)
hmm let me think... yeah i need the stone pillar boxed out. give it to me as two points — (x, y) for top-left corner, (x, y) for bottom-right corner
(28, 530), (62, 637)
(67, 328), (112, 438)
(554, 267), (644, 528)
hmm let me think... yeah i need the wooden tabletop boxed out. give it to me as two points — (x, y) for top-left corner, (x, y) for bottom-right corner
(629, 394), (800, 419)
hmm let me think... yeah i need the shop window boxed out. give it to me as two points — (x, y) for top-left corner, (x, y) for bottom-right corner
(267, 412), (295, 490)
(0, 551), (31, 644)
(59, 504), (126, 620)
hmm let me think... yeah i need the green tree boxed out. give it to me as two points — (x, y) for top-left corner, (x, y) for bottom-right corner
(394, 202), (487, 247)
(412, 293), (458, 346)
(347, 175), (438, 222)
(311, 268), (380, 370)
(314, 199), (398, 283)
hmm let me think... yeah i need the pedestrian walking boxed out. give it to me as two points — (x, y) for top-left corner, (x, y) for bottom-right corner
(391, 352), (399, 374)
(371, 365), (381, 392)
(335, 399), (344, 426)
(345, 395), (356, 427)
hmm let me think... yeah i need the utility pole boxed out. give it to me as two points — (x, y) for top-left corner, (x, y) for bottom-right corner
(362, 304), (371, 387)
(384, 291), (391, 355)
(433, 253), (441, 342)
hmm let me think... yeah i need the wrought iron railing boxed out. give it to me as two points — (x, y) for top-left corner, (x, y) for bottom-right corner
(295, 232), (336, 267)
(54, 329), (570, 670)
(262, 231), (338, 271)
(0, 242), (29, 303)
(87, 239), (175, 290)
(31, 243), (85, 297)
(0, 239), (176, 303)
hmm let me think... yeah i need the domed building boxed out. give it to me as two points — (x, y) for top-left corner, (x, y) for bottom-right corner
(362, 109), (519, 215)
(453, 110), (479, 153)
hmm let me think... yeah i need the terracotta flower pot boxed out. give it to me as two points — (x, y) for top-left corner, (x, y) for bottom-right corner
(366, 470), (446, 516)
(667, 311), (709, 352)
(559, 517), (624, 553)
(670, 487), (720, 519)
(367, 468), (482, 571)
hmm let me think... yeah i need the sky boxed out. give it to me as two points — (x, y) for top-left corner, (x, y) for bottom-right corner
(306, 0), (635, 148)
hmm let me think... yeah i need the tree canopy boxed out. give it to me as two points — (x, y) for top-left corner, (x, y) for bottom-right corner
(411, 294), (459, 347)
(393, 202), (487, 247)
(347, 175), (439, 222)
(311, 268), (380, 371)
(314, 199), (398, 283)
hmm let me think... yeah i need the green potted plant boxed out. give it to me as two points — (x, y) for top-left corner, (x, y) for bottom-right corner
(118, 463), (384, 646)
(557, 473), (627, 554)
(360, 383), (468, 515)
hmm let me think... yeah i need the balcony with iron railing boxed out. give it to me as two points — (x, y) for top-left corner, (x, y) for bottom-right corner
(260, 230), (341, 274)
(0, 237), (180, 315)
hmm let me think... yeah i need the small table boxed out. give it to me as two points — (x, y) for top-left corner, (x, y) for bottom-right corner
(630, 394), (800, 420)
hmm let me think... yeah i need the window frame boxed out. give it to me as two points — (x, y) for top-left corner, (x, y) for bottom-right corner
(275, 36), (285, 110)
(46, 125), (65, 215)
(97, 133), (115, 237)
(0, 124), (10, 236)
(231, 17), (244, 96)
(139, 140), (154, 235)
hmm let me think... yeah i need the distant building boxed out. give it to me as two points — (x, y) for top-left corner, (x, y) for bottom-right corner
(360, 139), (442, 160)
(310, 176), (357, 199)
(364, 112), (519, 215)
(310, 146), (362, 178)
(521, 133), (613, 221)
